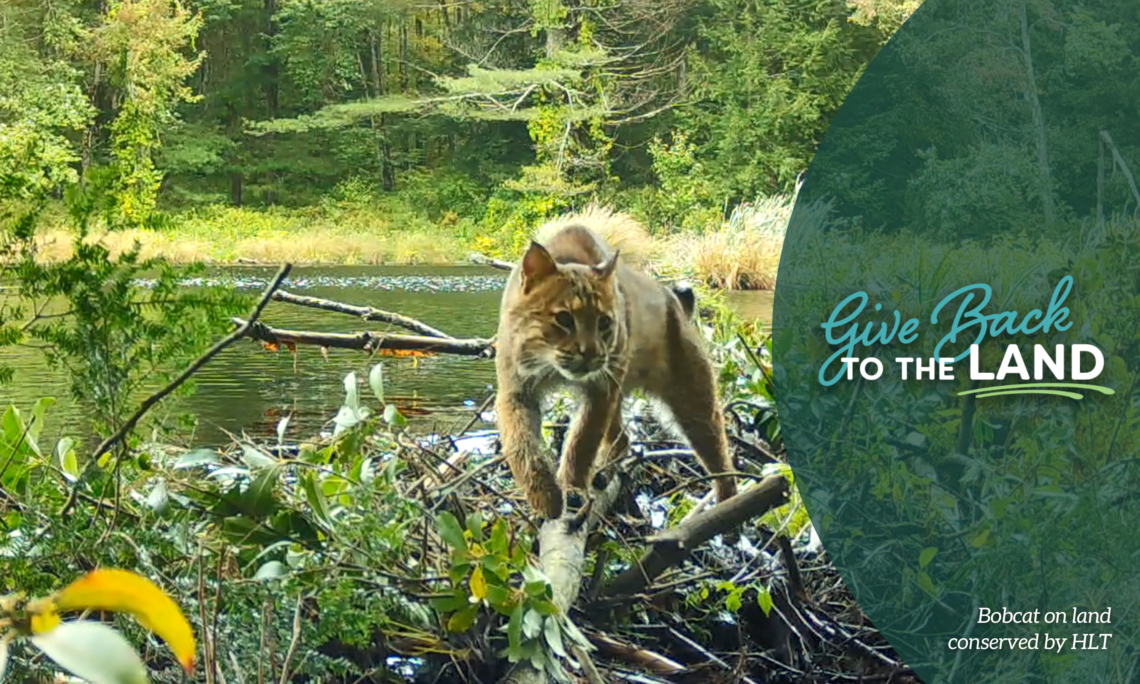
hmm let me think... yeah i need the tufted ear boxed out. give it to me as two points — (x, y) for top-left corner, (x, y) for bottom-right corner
(594, 250), (620, 279)
(521, 241), (557, 291)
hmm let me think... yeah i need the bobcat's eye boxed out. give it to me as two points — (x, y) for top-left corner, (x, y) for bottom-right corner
(554, 311), (576, 330)
(598, 315), (613, 332)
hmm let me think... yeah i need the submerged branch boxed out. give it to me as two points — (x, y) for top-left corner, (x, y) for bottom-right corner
(271, 290), (455, 339)
(233, 318), (496, 358)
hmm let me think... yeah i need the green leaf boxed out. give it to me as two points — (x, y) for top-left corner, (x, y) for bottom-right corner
(447, 604), (480, 633)
(490, 519), (509, 555)
(918, 547), (938, 569)
(302, 472), (333, 529)
(544, 616), (567, 659)
(559, 614), (589, 648)
(56, 437), (79, 479)
(917, 571), (937, 596)
(756, 585), (774, 616)
(146, 479), (170, 515)
(254, 561), (288, 581)
(530, 599), (559, 616)
(971, 528), (991, 548)
(430, 592), (469, 614)
(241, 445), (277, 469)
(507, 602), (524, 655)
(275, 415), (291, 447)
(466, 511), (484, 543)
(383, 403), (407, 428)
(31, 620), (148, 684)
(486, 584), (514, 615)
(436, 512), (468, 551)
(245, 464), (284, 518)
(26, 396), (55, 456)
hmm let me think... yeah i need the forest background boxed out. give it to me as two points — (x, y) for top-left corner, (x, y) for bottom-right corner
(1, 0), (919, 285)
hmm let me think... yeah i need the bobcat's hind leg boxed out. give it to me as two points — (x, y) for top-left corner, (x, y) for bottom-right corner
(657, 354), (737, 505)
(496, 388), (563, 519)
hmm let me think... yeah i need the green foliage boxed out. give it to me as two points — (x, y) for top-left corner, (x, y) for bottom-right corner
(1, 193), (245, 437)
(675, 0), (882, 199)
(93, 0), (205, 225)
(431, 511), (592, 679)
(642, 133), (723, 232)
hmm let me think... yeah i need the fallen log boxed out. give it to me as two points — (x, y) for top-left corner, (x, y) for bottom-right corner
(271, 290), (456, 339)
(233, 318), (496, 357)
(603, 474), (790, 598)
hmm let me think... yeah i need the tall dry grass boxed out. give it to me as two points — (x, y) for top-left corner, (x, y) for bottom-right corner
(29, 203), (470, 265)
(658, 192), (796, 290)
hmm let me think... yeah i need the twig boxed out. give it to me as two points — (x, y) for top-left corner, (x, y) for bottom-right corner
(92, 265), (292, 463)
(1101, 130), (1140, 211)
(272, 290), (455, 339)
(57, 266), (292, 519)
(278, 594), (305, 684)
(587, 631), (684, 675)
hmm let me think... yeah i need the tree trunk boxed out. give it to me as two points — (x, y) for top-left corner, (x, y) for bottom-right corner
(1020, 0), (1053, 226)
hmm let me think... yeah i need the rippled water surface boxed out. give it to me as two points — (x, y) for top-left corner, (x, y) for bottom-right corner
(3, 266), (772, 447)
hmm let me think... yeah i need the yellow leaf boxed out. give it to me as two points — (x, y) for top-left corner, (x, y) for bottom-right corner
(54, 569), (196, 674)
(29, 609), (61, 635)
(470, 565), (488, 601)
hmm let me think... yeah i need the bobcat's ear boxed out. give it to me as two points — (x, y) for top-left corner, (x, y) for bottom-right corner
(521, 241), (557, 291)
(594, 250), (620, 279)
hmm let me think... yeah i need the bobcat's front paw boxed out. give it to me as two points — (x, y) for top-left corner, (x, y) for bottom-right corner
(563, 488), (594, 534)
(564, 488), (589, 516)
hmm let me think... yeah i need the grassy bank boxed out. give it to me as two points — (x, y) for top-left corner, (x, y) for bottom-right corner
(29, 192), (794, 288)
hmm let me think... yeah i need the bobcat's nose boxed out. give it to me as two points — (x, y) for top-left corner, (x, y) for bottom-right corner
(565, 348), (603, 377)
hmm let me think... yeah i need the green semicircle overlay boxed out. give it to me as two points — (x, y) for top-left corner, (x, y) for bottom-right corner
(773, 1), (1140, 682)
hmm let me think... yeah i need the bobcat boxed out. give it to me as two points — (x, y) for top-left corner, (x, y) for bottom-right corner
(494, 206), (737, 519)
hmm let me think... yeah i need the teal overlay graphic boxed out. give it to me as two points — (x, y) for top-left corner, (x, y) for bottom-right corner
(773, 0), (1140, 682)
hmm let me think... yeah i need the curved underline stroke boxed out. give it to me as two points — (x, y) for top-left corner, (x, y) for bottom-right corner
(957, 383), (1114, 397)
(972, 389), (1084, 400)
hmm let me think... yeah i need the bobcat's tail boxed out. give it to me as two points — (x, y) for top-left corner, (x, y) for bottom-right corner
(534, 204), (655, 270)
(671, 280), (697, 319)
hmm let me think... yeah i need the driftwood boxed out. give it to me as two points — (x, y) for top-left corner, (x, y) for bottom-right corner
(502, 476), (626, 684)
(271, 290), (455, 339)
(469, 252), (514, 271)
(233, 318), (496, 357)
(604, 475), (790, 598)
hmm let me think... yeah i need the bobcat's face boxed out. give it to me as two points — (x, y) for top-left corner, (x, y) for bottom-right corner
(512, 242), (623, 382)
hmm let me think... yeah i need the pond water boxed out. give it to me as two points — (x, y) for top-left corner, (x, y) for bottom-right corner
(2, 266), (772, 448)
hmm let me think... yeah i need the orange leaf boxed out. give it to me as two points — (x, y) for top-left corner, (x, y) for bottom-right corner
(376, 348), (434, 358)
(261, 342), (280, 353)
(54, 569), (196, 673)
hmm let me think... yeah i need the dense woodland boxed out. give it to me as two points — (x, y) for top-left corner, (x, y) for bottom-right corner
(2, 0), (914, 255)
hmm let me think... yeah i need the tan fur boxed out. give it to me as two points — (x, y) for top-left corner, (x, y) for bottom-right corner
(533, 204), (656, 270)
(495, 209), (737, 519)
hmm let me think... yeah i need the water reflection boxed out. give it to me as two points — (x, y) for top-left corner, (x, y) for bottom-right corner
(3, 266), (772, 449)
